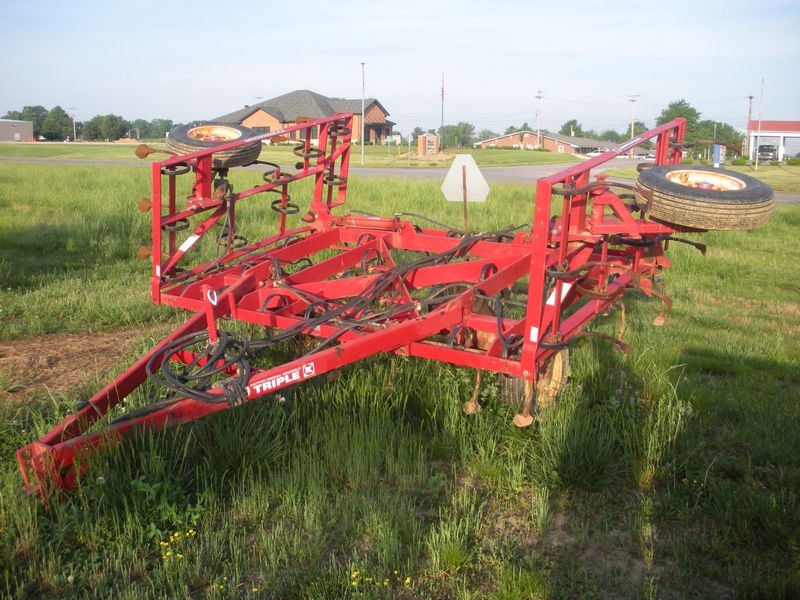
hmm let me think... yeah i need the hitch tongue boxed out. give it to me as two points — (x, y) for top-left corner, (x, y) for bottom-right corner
(666, 236), (707, 256)
(135, 144), (179, 160)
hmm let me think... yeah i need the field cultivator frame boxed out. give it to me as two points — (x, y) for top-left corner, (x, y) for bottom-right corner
(18, 114), (700, 500)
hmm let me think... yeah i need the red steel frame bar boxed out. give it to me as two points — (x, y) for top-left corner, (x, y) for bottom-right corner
(18, 115), (695, 500)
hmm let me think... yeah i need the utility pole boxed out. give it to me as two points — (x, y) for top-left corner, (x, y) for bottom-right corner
(535, 90), (543, 147)
(627, 94), (640, 157)
(68, 106), (77, 142)
(744, 95), (754, 158)
(361, 62), (366, 166)
(755, 78), (764, 172)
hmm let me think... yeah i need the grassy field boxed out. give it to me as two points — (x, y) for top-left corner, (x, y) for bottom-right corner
(0, 142), (579, 169)
(0, 163), (799, 598)
(603, 163), (800, 195)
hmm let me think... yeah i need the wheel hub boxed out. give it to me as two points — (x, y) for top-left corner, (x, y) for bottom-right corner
(665, 169), (746, 191)
(186, 125), (243, 143)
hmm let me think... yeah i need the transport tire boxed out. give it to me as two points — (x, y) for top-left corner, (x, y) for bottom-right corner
(165, 122), (261, 168)
(634, 165), (773, 230)
(499, 348), (570, 414)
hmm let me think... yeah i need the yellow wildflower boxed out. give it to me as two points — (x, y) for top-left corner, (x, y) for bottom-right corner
(252, 587), (259, 593)
(404, 576), (411, 585)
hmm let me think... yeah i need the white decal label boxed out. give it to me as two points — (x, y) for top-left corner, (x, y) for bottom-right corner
(178, 234), (200, 253)
(529, 326), (539, 343)
(614, 137), (643, 153)
(249, 361), (316, 396)
(546, 282), (573, 306)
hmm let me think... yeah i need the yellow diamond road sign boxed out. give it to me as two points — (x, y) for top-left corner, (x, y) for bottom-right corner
(441, 154), (490, 202)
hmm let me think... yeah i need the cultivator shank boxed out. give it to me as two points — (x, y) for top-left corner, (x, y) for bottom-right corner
(19, 115), (704, 499)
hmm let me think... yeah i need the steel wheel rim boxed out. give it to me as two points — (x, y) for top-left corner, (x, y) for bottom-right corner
(186, 125), (243, 143)
(665, 169), (746, 191)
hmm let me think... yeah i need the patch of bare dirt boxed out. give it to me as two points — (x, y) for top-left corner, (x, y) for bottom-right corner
(0, 328), (166, 402)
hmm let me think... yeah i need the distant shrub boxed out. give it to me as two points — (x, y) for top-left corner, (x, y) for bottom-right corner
(786, 158), (800, 166)
(681, 158), (694, 164)
(698, 159), (709, 165)
(769, 160), (780, 166)
(730, 158), (748, 166)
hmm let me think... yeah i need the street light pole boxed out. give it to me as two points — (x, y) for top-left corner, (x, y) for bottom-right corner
(68, 106), (77, 142)
(627, 94), (640, 157)
(361, 62), (366, 166)
(755, 78), (764, 172)
(535, 90), (543, 147)
(744, 95), (754, 158)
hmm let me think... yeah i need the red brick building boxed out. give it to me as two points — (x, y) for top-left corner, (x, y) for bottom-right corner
(214, 90), (393, 144)
(477, 131), (615, 155)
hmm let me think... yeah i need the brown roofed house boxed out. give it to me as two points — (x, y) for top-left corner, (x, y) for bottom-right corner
(214, 89), (393, 144)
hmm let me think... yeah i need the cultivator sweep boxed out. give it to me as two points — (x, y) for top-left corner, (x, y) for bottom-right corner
(17, 114), (773, 500)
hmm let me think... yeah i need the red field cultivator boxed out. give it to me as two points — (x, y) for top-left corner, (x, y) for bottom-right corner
(17, 114), (773, 500)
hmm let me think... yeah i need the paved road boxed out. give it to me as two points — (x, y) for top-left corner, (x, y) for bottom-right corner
(2, 156), (797, 204)
(349, 157), (643, 183)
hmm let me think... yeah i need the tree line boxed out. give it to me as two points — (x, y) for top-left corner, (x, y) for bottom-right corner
(406, 99), (743, 152)
(2, 105), (180, 141)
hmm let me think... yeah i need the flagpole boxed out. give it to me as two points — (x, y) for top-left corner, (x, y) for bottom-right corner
(440, 72), (444, 151)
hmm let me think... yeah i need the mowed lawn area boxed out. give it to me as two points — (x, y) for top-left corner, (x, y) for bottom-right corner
(0, 163), (798, 598)
(0, 142), (579, 169)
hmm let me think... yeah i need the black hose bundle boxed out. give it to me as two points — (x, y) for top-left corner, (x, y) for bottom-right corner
(146, 331), (251, 406)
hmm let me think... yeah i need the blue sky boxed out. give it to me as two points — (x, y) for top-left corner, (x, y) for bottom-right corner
(2, 0), (798, 136)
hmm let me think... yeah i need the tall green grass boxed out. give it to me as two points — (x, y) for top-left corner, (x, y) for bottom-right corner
(0, 162), (798, 597)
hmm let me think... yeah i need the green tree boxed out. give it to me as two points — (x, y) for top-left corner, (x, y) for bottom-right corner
(82, 114), (130, 141)
(41, 105), (72, 140)
(439, 122), (475, 148)
(559, 119), (583, 137)
(504, 122), (530, 135)
(694, 120), (744, 157)
(150, 119), (175, 138)
(600, 129), (623, 143)
(129, 118), (150, 139)
(82, 116), (102, 140)
(629, 120), (649, 138)
(656, 99), (701, 140)
(3, 105), (48, 137)
(477, 129), (499, 142)
(410, 127), (425, 143)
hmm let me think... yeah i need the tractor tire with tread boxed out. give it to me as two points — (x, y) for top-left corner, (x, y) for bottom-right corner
(634, 164), (773, 230)
(166, 122), (262, 168)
